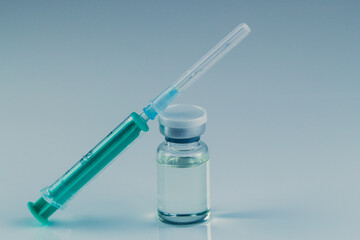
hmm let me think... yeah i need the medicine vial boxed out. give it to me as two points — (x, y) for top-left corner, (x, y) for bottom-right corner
(157, 104), (210, 224)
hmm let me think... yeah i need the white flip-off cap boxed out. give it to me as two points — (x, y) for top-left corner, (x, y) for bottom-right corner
(158, 104), (207, 140)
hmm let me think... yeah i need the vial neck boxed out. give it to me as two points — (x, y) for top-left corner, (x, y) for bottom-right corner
(165, 139), (200, 150)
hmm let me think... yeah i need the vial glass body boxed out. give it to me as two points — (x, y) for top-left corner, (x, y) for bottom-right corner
(157, 140), (210, 224)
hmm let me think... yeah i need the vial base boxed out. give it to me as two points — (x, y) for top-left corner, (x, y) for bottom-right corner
(158, 209), (210, 224)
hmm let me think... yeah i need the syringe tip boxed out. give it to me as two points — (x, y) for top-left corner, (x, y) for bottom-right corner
(143, 86), (179, 120)
(239, 23), (251, 33)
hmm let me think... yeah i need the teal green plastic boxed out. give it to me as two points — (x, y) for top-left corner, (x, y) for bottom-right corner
(27, 197), (58, 225)
(28, 112), (149, 224)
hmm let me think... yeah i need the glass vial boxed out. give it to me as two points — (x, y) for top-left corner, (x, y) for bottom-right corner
(157, 104), (210, 224)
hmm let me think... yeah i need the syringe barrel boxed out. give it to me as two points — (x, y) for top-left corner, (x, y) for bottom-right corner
(27, 112), (149, 224)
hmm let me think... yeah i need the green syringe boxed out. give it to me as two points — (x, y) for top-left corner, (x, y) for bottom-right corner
(28, 23), (251, 224)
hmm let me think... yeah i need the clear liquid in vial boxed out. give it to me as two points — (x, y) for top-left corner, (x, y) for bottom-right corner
(157, 156), (210, 224)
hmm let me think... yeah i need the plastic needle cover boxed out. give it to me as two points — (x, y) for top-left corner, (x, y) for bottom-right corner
(143, 23), (251, 119)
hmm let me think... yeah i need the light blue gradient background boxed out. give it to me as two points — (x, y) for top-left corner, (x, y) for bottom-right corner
(1, 1), (359, 239)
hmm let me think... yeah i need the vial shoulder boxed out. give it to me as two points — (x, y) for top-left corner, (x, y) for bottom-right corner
(156, 141), (209, 167)
(157, 140), (208, 154)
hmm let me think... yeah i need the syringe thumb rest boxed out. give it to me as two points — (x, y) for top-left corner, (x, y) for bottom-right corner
(27, 197), (58, 225)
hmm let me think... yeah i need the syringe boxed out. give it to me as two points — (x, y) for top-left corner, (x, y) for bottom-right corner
(28, 23), (251, 224)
